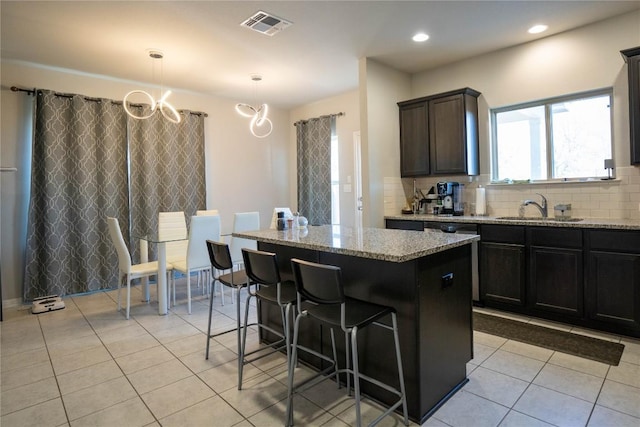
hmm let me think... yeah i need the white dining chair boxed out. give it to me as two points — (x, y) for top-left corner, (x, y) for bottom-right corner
(230, 211), (260, 265)
(196, 209), (219, 216)
(171, 215), (221, 314)
(158, 211), (188, 265)
(107, 217), (172, 319)
(196, 209), (226, 298)
(224, 211), (260, 305)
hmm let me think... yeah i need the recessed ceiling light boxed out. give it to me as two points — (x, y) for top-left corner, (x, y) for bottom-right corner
(528, 24), (548, 34)
(412, 32), (429, 42)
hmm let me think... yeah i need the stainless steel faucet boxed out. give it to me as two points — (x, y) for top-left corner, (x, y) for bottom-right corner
(522, 193), (548, 218)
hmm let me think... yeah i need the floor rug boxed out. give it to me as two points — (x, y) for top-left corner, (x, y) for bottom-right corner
(473, 312), (625, 366)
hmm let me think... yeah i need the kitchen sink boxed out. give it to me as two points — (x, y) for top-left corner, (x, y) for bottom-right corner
(496, 216), (584, 222)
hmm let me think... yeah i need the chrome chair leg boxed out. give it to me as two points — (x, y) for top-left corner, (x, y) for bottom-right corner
(236, 281), (244, 389)
(286, 311), (304, 427)
(205, 278), (216, 359)
(351, 327), (362, 427)
(345, 331), (351, 394)
(330, 328), (338, 388)
(392, 313), (409, 425)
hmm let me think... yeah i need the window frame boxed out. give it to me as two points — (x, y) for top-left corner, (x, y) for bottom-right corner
(490, 88), (614, 183)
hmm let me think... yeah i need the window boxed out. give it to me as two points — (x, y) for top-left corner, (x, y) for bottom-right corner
(491, 89), (612, 182)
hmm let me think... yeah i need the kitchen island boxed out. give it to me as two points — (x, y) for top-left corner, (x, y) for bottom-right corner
(233, 225), (479, 423)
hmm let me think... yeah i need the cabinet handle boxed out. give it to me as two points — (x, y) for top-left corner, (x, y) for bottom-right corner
(441, 272), (454, 288)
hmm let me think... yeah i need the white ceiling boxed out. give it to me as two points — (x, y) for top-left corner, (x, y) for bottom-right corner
(2, 1), (639, 109)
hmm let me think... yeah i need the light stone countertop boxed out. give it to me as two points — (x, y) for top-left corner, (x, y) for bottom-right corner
(233, 224), (479, 263)
(385, 214), (640, 230)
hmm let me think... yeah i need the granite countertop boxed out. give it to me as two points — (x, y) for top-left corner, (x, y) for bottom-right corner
(385, 214), (640, 230)
(233, 224), (479, 263)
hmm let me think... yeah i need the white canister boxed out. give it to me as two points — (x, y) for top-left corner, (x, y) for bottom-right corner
(475, 186), (486, 216)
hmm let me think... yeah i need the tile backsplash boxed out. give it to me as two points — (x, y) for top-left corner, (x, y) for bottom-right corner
(384, 166), (640, 220)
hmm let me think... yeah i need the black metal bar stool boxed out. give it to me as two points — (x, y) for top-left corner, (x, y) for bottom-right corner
(239, 248), (298, 389)
(287, 258), (408, 427)
(205, 240), (250, 363)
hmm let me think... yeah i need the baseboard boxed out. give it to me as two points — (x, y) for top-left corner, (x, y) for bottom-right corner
(2, 297), (23, 309)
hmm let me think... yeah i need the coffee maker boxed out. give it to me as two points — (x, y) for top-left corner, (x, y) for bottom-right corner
(436, 182), (464, 215)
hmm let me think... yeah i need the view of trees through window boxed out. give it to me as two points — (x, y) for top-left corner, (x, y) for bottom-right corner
(492, 90), (612, 181)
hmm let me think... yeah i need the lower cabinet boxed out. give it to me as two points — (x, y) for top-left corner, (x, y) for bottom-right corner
(479, 225), (640, 337)
(479, 225), (525, 306)
(587, 230), (640, 334)
(389, 220), (640, 336)
(528, 227), (583, 318)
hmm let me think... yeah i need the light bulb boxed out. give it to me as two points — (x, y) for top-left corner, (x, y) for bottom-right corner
(528, 24), (548, 34)
(412, 33), (429, 42)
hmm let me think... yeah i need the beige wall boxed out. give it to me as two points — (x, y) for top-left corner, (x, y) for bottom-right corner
(360, 58), (411, 227)
(0, 61), (291, 305)
(289, 90), (360, 227)
(383, 11), (640, 220)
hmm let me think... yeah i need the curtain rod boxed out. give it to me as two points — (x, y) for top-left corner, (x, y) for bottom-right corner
(11, 85), (208, 117)
(11, 86), (36, 95)
(294, 112), (345, 127)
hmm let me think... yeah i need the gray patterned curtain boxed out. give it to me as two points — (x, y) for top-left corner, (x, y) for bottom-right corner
(24, 90), (129, 300)
(128, 111), (206, 262)
(296, 115), (335, 225)
(23, 90), (206, 300)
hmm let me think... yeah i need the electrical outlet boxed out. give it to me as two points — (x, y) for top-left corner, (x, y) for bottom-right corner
(638, 202), (640, 212)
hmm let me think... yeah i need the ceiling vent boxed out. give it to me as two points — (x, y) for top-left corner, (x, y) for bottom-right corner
(240, 11), (292, 36)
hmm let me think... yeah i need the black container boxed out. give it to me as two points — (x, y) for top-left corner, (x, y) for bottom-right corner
(276, 211), (287, 230)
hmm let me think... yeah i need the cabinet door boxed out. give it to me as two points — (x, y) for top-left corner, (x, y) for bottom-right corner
(429, 94), (467, 175)
(587, 251), (640, 331)
(399, 101), (429, 176)
(622, 48), (640, 164)
(529, 246), (583, 317)
(631, 54), (640, 164)
(479, 242), (525, 306)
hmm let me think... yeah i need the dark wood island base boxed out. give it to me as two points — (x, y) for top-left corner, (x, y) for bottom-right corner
(234, 226), (477, 423)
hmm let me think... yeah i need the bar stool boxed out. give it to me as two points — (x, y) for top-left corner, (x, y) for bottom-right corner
(205, 240), (250, 361)
(287, 258), (408, 427)
(239, 248), (298, 390)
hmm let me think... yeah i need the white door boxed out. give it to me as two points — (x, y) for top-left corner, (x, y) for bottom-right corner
(353, 131), (363, 229)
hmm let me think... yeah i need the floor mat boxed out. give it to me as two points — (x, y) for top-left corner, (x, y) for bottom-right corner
(474, 312), (625, 366)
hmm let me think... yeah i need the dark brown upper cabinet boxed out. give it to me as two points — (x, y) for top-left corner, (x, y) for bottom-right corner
(398, 100), (430, 176)
(398, 88), (480, 177)
(622, 47), (640, 165)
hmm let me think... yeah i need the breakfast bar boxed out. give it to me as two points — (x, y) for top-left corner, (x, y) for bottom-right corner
(233, 225), (479, 423)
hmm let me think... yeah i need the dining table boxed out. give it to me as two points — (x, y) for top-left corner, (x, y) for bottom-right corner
(133, 232), (186, 315)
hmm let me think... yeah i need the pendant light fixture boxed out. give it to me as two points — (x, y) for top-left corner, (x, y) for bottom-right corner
(123, 50), (181, 123)
(235, 74), (273, 138)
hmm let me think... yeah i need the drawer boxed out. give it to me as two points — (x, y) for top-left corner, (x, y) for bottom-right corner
(480, 225), (525, 244)
(589, 229), (640, 253)
(529, 227), (582, 249)
(385, 219), (424, 231)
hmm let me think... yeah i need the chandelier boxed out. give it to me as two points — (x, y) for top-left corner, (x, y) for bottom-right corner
(123, 50), (181, 124)
(235, 74), (273, 138)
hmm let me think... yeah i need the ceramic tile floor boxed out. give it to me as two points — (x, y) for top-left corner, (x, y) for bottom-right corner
(1, 281), (639, 427)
